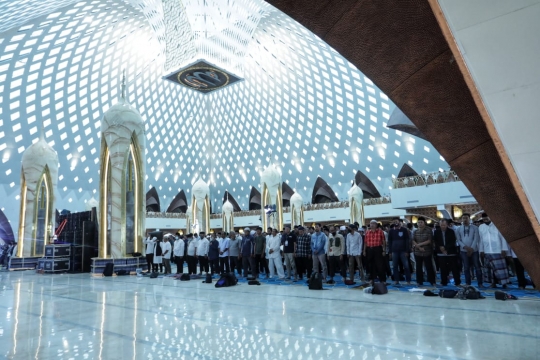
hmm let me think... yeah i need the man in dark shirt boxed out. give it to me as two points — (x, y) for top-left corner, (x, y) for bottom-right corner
(282, 225), (298, 281)
(388, 217), (411, 285)
(253, 227), (267, 279)
(239, 227), (254, 278)
(434, 219), (461, 286)
(295, 226), (312, 280)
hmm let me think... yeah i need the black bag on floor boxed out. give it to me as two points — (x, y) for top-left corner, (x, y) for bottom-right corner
(215, 273), (238, 288)
(115, 270), (129, 276)
(308, 272), (323, 290)
(180, 273), (190, 281)
(439, 289), (458, 298)
(203, 274), (212, 283)
(103, 263), (114, 277)
(149, 272), (159, 278)
(248, 280), (261, 285)
(495, 290), (518, 301)
(458, 285), (485, 300)
(372, 282), (388, 295)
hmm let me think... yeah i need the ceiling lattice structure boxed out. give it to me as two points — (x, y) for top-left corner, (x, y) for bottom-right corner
(0, 0), (448, 226)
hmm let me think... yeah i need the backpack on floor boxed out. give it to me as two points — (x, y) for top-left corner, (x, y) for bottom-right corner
(180, 273), (190, 281)
(308, 272), (323, 290)
(149, 272), (159, 278)
(203, 274), (212, 283)
(495, 290), (518, 301)
(372, 282), (388, 295)
(225, 272), (238, 286)
(103, 263), (114, 277)
(215, 273), (238, 288)
(439, 289), (458, 298)
(458, 285), (484, 300)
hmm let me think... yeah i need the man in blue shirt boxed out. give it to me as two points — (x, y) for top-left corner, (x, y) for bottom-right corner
(239, 227), (254, 278)
(311, 223), (328, 282)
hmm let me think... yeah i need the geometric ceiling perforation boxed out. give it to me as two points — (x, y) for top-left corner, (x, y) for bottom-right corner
(0, 0), (448, 223)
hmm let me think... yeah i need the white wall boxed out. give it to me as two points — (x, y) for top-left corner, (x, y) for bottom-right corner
(438, 0), (540, 222)
(391, 182), (474, 209)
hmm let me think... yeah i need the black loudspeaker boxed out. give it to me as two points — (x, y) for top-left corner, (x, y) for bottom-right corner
(81, 221), (96, 273)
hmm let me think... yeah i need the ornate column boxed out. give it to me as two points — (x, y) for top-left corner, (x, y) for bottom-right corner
(348, 184), (365, 226)
(17, 131), (58, 257)
(185, 204), (192, 234)
(222, 199), (234, 233)
(99, 75), (145, 258)
(261, 164), (283, 230)
(290, 192), (304, 228)
(191, 178), (210, 233)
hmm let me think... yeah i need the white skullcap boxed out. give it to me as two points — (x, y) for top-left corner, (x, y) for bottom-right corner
(370, 220), (378, 223)
(339, 226), (347, 231)
(152, 237), (157, 241)
(244, 227), (250, 231)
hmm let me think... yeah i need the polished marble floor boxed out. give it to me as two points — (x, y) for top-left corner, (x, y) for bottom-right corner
(0, 270), (538, 360)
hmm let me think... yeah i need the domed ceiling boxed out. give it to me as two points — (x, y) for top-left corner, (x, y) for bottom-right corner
(0, 0), (448, 224)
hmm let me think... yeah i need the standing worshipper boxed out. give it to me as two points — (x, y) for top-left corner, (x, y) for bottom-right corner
(434, 219), (461, 286)
(208, 234), (220, 275)
(363, 220), (387, 284)
(161, 236), (172, 274)
(253, 227), (267, 279)
(282, 226), (298, 281)
(295, 226), (312, 280)
(328, 225), (346, 283)
(197, 234), (210, 274)
(219, 232), (230, 274)
(479, 213), (509, 288)
(153, 237), (163, 273)
(144, 233), (155, 272)
(412, 217), (436, 286)
(388, 218), (411, 285)
(228, 231), (241, 276)
(240, 227), (254, 278)
(186, 234), (198, 275)
(311, 223), (328, 282)
(456, 213), (482, 286)
(173, 234), (185, 274)
(346, 224), (364, 282)
(267, 228), (285, 279)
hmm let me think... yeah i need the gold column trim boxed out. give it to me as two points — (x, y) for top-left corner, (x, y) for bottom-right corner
(428, 0), (540, 241)
(17, 174), (27, 257)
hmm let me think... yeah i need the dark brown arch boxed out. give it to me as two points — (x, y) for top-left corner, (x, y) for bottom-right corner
(312, 177), (339, 204)
(249, 187), (261, 211)
(0, 208), (15, 244)
(167, 190), (188, 213)
(397, 163), (419, 178)
(223, 191), (241, 212)
(354, 170), (381, 198)
(282, 182), (294, 207)
(266, 0), (540, 285)
(146, 187), (160, 212)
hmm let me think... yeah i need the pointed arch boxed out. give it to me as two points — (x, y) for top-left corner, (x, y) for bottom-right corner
(223, 191), (241, 212)
(281, 182), (294, 207)
(146, 187), (160, 212)
(312, 177), (339, 204)
(397, 163), (419, 178)
(249, 187), (261, 210)
(354, 170), (381, 198)
(167, 189), (188, 213)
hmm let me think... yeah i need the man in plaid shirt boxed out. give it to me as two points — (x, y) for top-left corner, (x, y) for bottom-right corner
(295, 226), (312, 280)
(363, 220), (387, 283)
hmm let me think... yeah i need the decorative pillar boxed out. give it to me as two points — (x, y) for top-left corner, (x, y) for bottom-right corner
(348, 184), (365, 226)
(17, 130), (58, 257)
(222, 199), (234, 233)
(99, 74), (145, 258)
(290, 192), (304, 228)
(191, 178), (210, 233)
(261, 164), (283, 230)
(185, 204), (192, 234)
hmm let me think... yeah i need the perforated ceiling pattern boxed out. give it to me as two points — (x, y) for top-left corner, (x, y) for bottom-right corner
(0, 0), (448, 224)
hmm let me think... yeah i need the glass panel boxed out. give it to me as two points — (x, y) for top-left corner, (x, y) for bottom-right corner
(34, 178), (47, 256)
(125, 150), (135, 254)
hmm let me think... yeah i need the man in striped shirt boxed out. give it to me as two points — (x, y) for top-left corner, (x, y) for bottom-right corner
(295, 227), (312, 280)
(363, 220), (387, 283)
